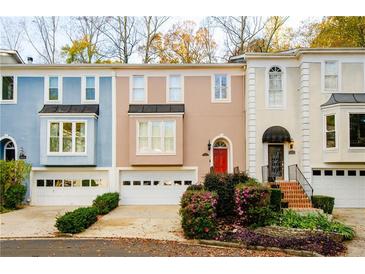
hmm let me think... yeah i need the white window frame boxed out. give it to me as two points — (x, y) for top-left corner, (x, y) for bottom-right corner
(136, 120), (176, 155)
(44, 76), (62, 104)
(0, 75), (17, 104)
(166, 75), (184, 103)
(323, 113), (337, 150)
(81, 76), (99, 104)
(47, 120), (88, 156)
(265, 66), (286, 109)
(348, 111), (365, 150)
(322, 60), (341, 93)
(130, 75), (147, 104)
(211, 74), (231, 103)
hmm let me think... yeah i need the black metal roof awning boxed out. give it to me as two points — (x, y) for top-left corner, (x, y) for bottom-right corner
(321, 93), (365, 107)
(262, 126), (292, 143)
(39, 104), (99, 115)
(128, 104), (185, 114)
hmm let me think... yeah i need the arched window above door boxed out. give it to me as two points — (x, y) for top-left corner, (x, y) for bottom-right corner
(213, 140), (227, 148)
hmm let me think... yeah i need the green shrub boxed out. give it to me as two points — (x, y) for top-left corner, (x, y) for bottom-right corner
(92, 192), (119, 215)
(3, 184), (27, 209)
(0, 160), (31, 208)
(311, 195), (335, 214)
(186, 184), (204, 192)
(270, 188), (282, 212)
(55, 207), (98, 234)
(234, 183), (271, 226)
(180, 190), (218, 239)
(204, 172), (249, 217)
(247, 206), (279, 228)
(277, 209), (355, 240)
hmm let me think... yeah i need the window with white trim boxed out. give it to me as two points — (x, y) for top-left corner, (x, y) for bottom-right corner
(0, 76), (17, 103)
(168, 75), (182, 102)
(349, 113), (365, 147)
(213, 74), (229, 101)
(325, 115), (336, 148)
(137, 120), (176, 154)
(81, 76), (99, 103)
(132, 76), (146, 102)
(324, 61), (338, 90)
(48, 121), (86, 154)
(268, 66), (283, 107)
(45, 76), (62, 103)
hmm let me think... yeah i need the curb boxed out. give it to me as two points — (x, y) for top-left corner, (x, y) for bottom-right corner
(198, 239), (323, 257)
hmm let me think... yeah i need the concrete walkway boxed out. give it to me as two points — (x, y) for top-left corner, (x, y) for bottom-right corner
(0, 206), (77, 238)
(333, 208), (365, 257)
(77, 206), (184, 241)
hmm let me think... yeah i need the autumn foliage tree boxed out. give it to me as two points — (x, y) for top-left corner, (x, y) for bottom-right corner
(61, 35), (99, 64)
(151, 21), (217, 64)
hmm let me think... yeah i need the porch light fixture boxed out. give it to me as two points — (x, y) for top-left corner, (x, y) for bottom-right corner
(207, 140), (211, 151)
(19, 147), (27, 160)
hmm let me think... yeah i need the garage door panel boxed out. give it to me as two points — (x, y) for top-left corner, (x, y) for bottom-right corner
(312, 169), (365, 208)
(120, 170), (196, 205)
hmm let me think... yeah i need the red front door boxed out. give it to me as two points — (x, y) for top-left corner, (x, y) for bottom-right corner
(213, 148), (228, 174)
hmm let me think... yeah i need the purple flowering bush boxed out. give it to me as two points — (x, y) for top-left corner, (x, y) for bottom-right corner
(234, 183), (273, 226)
(180, 190), (218, 239)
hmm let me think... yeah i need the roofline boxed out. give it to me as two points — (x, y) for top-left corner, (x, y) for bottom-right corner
(0, 63), (245, 70)
(0, 49), (24, 64)
(231, 48), (365, 60)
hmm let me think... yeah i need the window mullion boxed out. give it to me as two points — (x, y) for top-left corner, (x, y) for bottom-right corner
(72, 122), (76, 153)
(161, 122), (165, 153)
(148, 121), (152, 152)
(59, 122), (63, 153)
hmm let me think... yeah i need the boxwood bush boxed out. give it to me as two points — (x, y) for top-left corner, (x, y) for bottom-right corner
(180, 190), (218, 239)
(270, 188), (282, 212)
(186, 184), (204, 191)
(55, 207), (98, 234)
(311, 195), (335, 214)
(3, 184), (27, 209)
(92, 192), (119, 215)
(204, 172), (249, 217)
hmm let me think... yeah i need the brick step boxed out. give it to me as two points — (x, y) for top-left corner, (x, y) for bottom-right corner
(276, 181), (312, 209)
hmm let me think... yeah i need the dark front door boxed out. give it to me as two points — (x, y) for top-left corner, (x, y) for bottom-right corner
(268, 145), (284, 180)
(213, 148), (228, 174)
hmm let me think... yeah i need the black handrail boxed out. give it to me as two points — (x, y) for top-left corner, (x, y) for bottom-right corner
(288, 164), (313, 199)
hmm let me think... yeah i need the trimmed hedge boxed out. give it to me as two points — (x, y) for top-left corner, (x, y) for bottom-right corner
(55, 207), (98, 234)
(186, 184), (204, 192)
(312, 195), (335, 214)
(180, 190), (218, 239)
(204, 172), (249, 217)
(3, 184), (27, 209)
(92, 192), (119, 215)
(270, 188), (282, 212)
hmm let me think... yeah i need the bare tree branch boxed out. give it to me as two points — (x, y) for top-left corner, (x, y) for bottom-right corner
(0, 17), (24, 51)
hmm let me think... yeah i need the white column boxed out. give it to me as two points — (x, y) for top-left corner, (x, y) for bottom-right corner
(247, 67), (257, 179)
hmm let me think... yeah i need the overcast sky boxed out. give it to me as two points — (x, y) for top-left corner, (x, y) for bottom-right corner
(1, 16), (321, 64)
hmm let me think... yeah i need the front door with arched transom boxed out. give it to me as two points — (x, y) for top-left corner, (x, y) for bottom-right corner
(213, 140), (228, 174)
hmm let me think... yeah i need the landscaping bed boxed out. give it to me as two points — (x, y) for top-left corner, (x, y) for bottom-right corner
(179, 172), (355, 257)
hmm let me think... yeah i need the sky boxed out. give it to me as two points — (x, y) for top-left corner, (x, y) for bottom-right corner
(0, 16), (321, 64)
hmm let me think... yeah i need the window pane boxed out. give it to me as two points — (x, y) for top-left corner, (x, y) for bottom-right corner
(326, 132), (336, 148)
(152, 122), (160, 137)
(139, 122), (148, 137)
(73, 180), (81, 187)
(90, 179), (99, 187)
(138, 137), (148, 151)
(325, 75), (338, 90)
(55, 179), (63, 187)
(50, 123), (59, 136)
(215, 75), (221, 87)
(221, 75), (227, 87)
(269, 90), (282, 107)
(215, 86), (221, 99)
(50, 122), (60, 152)
(133, 76), (144, 88)
(169, 88), (181, 101)
(325, 62), (337, 75)
(164, 137), (174, 152)
(221, 87), (227, 99)
(169, 75), (181, 88)
(350, 114), (365, 147)
(49, 88), (58, 100)
(326, 115), (335, 131)
(133, 88), (145, 101)
(76, 123), (86, 153)
(86, 77), (95, 88)
(49, 77), (58, 88)
(152, 137), (162, 151)
(62, 123), (72, 152)
(37, 180), (45, 187)
(86, 88), (95, 100)
(2, 76), (14, 100)
(82, 179), (90, 187)
(46, 180), (53, 187)
(76, 123), (85, 137)
(164, 122), (174, 137)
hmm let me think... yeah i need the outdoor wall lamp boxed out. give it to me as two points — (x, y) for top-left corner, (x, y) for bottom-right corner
(207, 140), (211, 151)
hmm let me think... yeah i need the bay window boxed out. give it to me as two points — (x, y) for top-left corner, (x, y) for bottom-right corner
(325, 114), (336, 148)
(137, 120), (176, 154)
(350, 114), (365, 147)
(48, 121), (87, 154)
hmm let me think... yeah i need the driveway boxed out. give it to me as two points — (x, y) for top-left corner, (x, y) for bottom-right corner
(77, 205), (184, 241)
(333, 208), (365, 257)
(0, 206), (77, 238)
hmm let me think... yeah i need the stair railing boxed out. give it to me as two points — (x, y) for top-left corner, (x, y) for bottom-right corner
(288, 164), (314, 199)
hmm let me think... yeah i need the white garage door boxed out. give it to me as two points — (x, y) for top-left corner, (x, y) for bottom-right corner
(31, 170), (109, 206)
(312, 169), (365, 208)
(120, 169), (197, 205)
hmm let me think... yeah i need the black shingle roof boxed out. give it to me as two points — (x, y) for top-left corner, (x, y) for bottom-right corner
(39, 104), (99, 115)
(128, 104), (185, 113)
(321, 93), (365, 107)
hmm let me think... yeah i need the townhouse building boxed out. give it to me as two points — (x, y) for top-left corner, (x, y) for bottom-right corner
(1, 53), (245, 205)
(232, 48), (365, 208)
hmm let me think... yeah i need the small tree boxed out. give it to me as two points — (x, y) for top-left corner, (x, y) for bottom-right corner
(0, 160), (31, 208)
